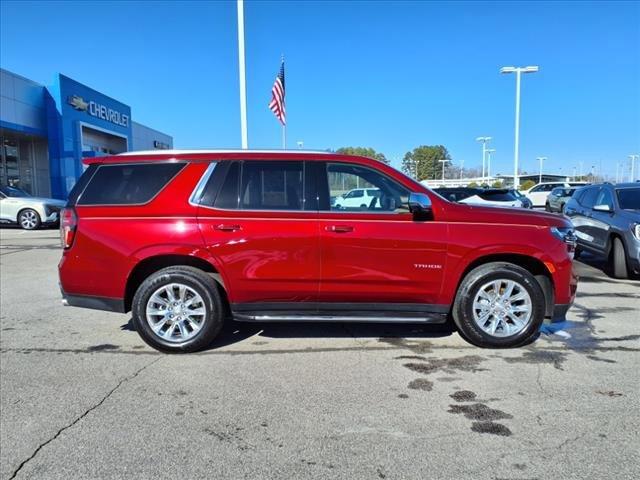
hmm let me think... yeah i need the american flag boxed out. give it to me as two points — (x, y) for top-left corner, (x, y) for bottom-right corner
(268, 59), (286, 125)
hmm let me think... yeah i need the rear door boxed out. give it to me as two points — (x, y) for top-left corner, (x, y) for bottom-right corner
(317, 161), (447, 306)
(196, 160), (320, 305)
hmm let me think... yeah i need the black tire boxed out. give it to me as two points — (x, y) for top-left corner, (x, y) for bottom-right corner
(545, 202), (551, 212)
(452, 262), (545, 348)
(132, 266), (225, 352)
(360, 204), (368, 210)
(611, 237), (629, 279)
(574, 247), (582, 259)
(559, 203), (565, 214)
(18, 208), (41, 230)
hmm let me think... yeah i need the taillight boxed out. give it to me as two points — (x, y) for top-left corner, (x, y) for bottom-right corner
(60, 208), (77, 249)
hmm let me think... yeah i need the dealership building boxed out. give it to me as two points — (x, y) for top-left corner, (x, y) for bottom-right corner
(0, 68), (173, 199)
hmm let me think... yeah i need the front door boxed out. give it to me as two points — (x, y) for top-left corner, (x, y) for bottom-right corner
(197, 160), (320, 305)
(317, 161), (447, 306)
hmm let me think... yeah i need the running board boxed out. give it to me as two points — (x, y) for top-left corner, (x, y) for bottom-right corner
(232, 312), (448, 324)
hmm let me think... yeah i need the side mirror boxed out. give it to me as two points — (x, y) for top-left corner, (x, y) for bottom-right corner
(408, 192), (432, 215)
(593, 204), (612, 213)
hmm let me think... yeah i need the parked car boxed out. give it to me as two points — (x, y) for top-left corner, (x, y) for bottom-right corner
(434, 187), (525, 208)
(59, 150), (578, 352)
(0, 185), (66, 230)
(564, 182), (640, 279)
(509, 189), (533, 209)
(331, 188), (380, 210)
(522, 182), (588, 208)
(545, 187), (577, 213)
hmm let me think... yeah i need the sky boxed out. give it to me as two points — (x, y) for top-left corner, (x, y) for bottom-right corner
(1, 0), (639, 178)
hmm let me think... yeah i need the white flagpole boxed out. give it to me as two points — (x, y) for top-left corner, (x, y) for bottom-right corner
(237, 0), (248, 149)
(282, 125), (286, 149)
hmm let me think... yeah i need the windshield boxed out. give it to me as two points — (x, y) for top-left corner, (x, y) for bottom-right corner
(616, 188), (640, 210)
(478, 191), (517, 202)
(0, 185), (30, 198)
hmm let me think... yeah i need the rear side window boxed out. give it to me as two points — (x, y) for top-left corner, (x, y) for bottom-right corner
(67, 164), (98, 205)
(214, 162), (240, 209)
(241, 161), (304, 210)
(77, 163), (185, 205)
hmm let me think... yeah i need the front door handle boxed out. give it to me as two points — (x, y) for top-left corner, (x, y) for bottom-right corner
(214, 224), (242, 232)
(326, 225), (354, 233)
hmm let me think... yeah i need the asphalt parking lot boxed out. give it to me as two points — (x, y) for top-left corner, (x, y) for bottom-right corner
(1, 227), (639, 480)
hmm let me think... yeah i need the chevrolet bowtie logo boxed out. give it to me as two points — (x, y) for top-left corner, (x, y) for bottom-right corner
(67, 95), (88, 111)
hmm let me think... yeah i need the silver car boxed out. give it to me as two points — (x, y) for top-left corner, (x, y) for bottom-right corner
(0, 185), (66, 230)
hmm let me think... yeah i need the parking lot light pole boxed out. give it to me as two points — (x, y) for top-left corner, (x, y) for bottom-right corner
(476, 136), (491, 182)
(237, 0), (248, 149)
(536, 156), (547, 184)
(630, 154), (639, 181)
(500, 66), (539, 189)
(486, 149), (495, 180)
(439, 159), (447, 184)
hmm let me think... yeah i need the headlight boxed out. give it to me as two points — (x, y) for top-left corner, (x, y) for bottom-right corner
(632, 223), (640, 241)
(550, 227), (578, 256)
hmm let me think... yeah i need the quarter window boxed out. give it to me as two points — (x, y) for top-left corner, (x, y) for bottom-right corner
(77, 163), (185, 205)
(325, 163), (409, 213)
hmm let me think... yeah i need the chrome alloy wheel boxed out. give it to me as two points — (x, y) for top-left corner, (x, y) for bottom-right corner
(472, 279), (533, 337)
(20, 210), (38, 229)
(145, 283), (207, 343)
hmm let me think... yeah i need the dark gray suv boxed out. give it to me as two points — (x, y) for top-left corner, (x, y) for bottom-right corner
(565, 183), (640, 278)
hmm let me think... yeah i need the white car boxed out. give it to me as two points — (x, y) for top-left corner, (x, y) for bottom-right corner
(331, 188), (380, 209)
(0, 185), (66, 230)
(434, 188), (525, 208)
(522, 182), (588, 208)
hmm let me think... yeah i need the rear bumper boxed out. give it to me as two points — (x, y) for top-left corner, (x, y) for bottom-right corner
(60, 287), (125, 313)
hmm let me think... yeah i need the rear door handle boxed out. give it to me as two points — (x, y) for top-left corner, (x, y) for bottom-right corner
(325, 225), (354, 233)
(214, 224), (242, 232)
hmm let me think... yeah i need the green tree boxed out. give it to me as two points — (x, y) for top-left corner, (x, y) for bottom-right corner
(401, 145), (451, 181)
(467, 181), (478, 187)
(491, 180), (503, 188)
(520, 179), (536, 191)
(336, 147), (389, 164)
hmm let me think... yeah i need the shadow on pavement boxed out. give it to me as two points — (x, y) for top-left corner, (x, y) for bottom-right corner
(120, 317), (456, 351)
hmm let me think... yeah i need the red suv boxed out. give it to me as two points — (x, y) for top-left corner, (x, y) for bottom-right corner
(59, 150), (578, 352)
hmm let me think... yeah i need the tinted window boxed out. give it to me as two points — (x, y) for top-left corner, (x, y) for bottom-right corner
(551, 188), (562, 196)
(616, 188), (640, 210)
(241, 161), (304, 210)
(595, 188), (613, 208)
(326, 163), (409, 213)
(0, 185), (30, 197)
(213, 162), (240, 209)
(67, 164), (98, 205)
(580, 187), (600, 208)
(478, 191), (517, 202)
(78, 163), (185, 205)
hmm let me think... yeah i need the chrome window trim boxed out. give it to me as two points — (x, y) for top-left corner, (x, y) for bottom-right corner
(76, 161), (188, 207)
(188, 162), (218, 207)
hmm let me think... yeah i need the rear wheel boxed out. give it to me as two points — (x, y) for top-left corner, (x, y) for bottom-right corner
(18, 209), (41, 230)
(611, 237), (629, 279)
(452, 262), (545, 348)
(544, 202), (551, 212)
(132, 266), (224, 352)
(560, 203), (565, 214)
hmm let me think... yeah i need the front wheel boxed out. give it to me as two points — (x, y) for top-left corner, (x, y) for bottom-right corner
(19, 209), (41, 230)
(611, 237), (629, 279)
(544, 202), (551, 212)
(132, 266), (225, 352)
(452, 262), (545, 348)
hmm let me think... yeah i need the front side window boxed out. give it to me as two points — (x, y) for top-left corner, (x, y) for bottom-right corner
(595, 188), (614, 208)
(325, 163), (409, 213)
(0, 185), (30, 198)
(580, 187), (600, 208)
(77, 162), (185, 205)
